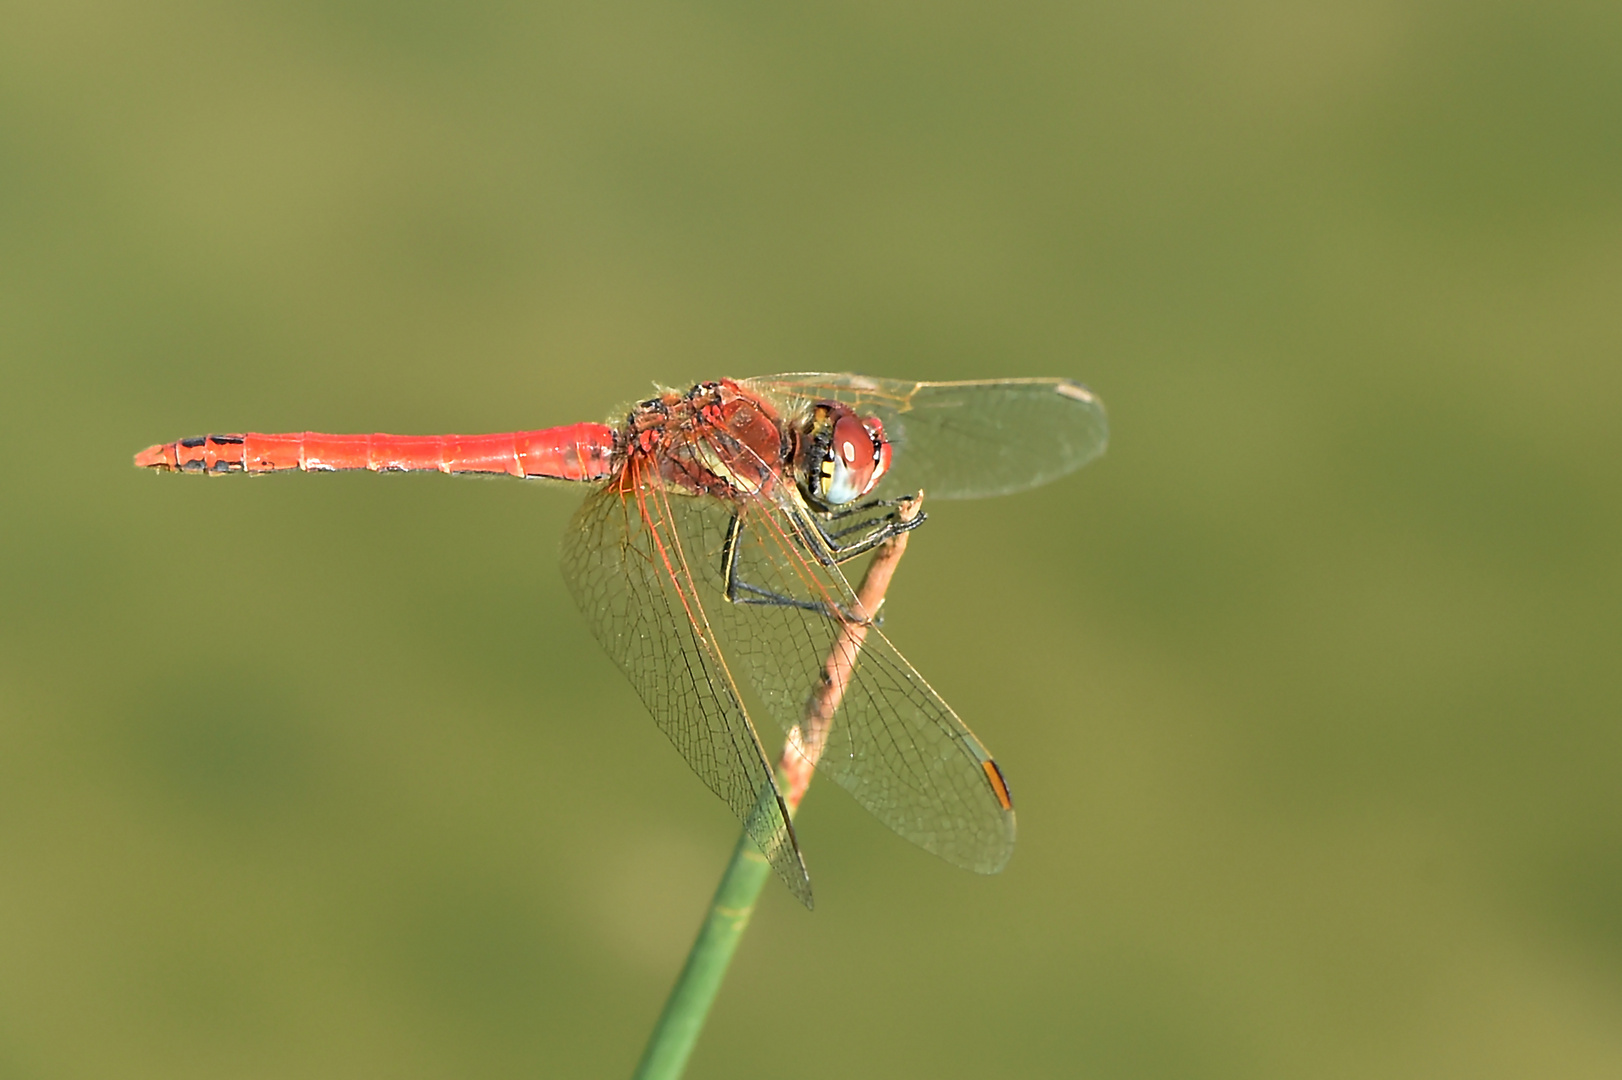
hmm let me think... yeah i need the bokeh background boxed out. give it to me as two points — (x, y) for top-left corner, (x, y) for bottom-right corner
(3, 2), (1619, 1077)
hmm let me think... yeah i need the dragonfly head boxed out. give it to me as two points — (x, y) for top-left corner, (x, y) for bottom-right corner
(796, 402), (892, 509)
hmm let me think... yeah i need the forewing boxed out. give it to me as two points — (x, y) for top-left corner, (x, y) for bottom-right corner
(561, 469), (814, 908)
(686, 492), (1017, 875)
(743, 373), (1108, 500)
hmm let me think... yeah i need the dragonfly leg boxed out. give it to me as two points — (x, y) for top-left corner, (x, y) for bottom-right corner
(720, 513), (870, 623)
(813, 496), (927, 564)
(821, 494), (917, 521)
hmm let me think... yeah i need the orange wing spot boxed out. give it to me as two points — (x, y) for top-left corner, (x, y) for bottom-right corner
(981, 759), (1014, 811)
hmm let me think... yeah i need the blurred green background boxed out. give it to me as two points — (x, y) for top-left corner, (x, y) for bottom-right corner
(2, 1), (1619, 1077)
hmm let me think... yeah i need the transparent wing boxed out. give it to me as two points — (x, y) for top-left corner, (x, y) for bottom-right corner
(561, 465), (814, 908)
(669, 490), (1018, 875)
(742, 373), (1108, 500)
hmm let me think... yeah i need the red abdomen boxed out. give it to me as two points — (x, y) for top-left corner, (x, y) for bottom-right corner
(135, 424), (618, 482)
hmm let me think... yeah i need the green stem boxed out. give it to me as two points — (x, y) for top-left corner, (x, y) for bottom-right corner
(629, 828), (775, 1080)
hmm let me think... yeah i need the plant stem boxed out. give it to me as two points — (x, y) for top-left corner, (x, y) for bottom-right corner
(629, 830), (773, 1080)
(630, 495), (924, 1080)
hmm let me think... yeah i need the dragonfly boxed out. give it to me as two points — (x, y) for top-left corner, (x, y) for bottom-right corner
(136, 373), (1107, 907)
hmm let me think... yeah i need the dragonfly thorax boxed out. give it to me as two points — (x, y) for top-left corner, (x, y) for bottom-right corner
(795, 402), (892, 509)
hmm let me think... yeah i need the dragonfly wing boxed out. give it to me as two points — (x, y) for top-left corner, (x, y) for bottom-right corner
(562, 467), (814, 908)
(685, 492), (1017, 875)
(743, 373), (1108, 500)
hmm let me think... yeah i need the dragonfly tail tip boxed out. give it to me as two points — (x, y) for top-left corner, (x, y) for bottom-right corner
(134, 443), (174, 470)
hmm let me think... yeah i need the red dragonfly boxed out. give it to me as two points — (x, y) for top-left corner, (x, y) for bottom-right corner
(136, 374), (1107, 907)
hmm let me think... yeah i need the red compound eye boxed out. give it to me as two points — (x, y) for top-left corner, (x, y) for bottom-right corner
(866, 417), (892, 489)
(821, 412), (885, 505)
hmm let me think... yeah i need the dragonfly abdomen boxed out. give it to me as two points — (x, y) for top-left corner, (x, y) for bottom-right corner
(135, 424), (618, 481)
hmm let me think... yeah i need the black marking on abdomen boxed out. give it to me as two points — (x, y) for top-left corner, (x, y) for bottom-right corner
(180, 436), (207, 448)
(208, 434), (244, 445)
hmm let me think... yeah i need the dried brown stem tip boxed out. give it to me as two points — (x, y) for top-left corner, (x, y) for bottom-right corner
(778, 492), (924, 810)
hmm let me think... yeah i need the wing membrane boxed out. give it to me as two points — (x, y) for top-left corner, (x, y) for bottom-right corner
(671, 491), (1018, 874)
(561, 466), (814, 908)
(743, 373), (1108, 500)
